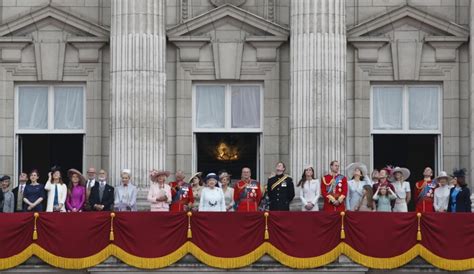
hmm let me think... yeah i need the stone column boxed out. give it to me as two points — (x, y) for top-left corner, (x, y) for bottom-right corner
(290, 0), (346, 178)
(110, 0), (166, 187)
(469, 0), (474, 208)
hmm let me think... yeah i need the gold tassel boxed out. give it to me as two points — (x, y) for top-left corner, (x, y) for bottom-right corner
(187, 212), (192, 239)
(417, 213), (422, 241)
(340, 211), (346, 240)
(33, 212), (39, 240)
(264, 212), (269, 240)
(110, 212), (115, 241)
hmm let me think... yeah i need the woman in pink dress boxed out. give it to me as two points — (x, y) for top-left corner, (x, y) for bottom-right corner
(147, 170), (172, 212)
(66, 169), (86, 212)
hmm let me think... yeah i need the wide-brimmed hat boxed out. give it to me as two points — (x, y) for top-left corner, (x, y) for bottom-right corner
(391, 167), (410, 180)
(188, 172), (203, 184)
(150, 169), (170, 180)
(346, 162), (368, 178)
(67, 169), (86, 185)
(435, 171), (450, 181)
(219, 172), (231, 179)
(205, 173), (219, 182)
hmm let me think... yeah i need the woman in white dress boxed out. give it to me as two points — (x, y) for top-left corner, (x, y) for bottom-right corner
(433, 171), (451, 212)
(297, 166), (320, 211)
(199, 173), (226, 212)
(345, 163), (370, 211)
(219, 172), (234, 211)
(44, 166), (68, 212)
(391, 167), (411, 212)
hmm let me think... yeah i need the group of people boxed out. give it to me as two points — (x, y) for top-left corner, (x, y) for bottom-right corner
(0, 161), (471, 213)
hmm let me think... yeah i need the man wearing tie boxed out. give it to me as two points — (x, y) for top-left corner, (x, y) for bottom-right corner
(84, 167), (97, 211)
(88, 169), (114, 211)
(12, 172), (29, 212)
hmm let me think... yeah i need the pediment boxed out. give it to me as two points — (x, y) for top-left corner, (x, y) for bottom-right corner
(0, 4), (109, 38)
(167, 4), (289, 39)
(347, 4), (469, 38)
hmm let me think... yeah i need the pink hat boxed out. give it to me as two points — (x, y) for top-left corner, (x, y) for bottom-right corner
(150, 169), (170, 180)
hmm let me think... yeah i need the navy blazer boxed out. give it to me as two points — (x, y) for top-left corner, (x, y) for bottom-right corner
(448, 185), (472, 213)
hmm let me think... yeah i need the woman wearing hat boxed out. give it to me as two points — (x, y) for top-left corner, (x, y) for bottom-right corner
(414, 167), (437, 213)
(115, 169), (138, 212)
(219, 172), (234, 211)
(345, 163), (370, 211)
(297, 166), (320, 211)
(199, 173), (226, 212)
(147, 170), (172, 212)
(391, 167), (411, 212)
(66, 169), (86, 212)
(190, 172), (203, 211)
(44, 166), (68, 212)
(433, 171), (451, 212)
(448, 169), (471, 213)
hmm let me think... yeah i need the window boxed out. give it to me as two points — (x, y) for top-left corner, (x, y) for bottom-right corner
(193, 84), (262, 132)
(16, 85), (85, 133)
(371, 85), (441, 133)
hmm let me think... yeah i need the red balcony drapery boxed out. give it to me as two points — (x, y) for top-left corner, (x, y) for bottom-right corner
(1, 211), (473, 271)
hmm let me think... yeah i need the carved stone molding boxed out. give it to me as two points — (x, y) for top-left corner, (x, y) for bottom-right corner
(210, 0), (246, 7)
(348, 37), (389, 62)
(425, 36), (468, 62)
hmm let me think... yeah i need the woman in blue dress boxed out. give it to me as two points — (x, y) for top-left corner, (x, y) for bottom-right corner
(23, 170), (45, 212)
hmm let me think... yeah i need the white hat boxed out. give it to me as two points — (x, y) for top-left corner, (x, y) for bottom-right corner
(435, 171), (450, 181)
(345, 162), (368, 178)
(391, 167), (410, 180)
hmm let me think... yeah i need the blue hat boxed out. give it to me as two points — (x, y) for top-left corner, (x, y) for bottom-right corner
(205, 173), (219, 182)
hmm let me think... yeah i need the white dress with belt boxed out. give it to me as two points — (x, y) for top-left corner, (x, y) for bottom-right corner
(199, 187), (226, 212)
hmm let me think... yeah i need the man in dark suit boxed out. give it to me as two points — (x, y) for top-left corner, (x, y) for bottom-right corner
(267, 162), (295, 211)
(448, 168), (472, 213)
(88, 169), (114, 211)
(12, 172), (29, 212)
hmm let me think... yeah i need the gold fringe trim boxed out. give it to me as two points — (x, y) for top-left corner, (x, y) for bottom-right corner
(0, 245), (34, 270)
(342, 243), (419, 269)
(112, 244), (188, 269)
(189, 242), (266, 269)
(419, 245), (474, 271)
(32, 244), (112, 269)
(267, 243), (342, 269)
(3, 242), (474, 271)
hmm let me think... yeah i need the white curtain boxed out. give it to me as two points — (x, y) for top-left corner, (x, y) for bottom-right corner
(373, 87), (403, 130)
(409, 86), (439, 130)
(196, 85), (225, 128)
(54, 87), (84, 129)
(231, 85), (260, 128)
(18, 87), (48, 129)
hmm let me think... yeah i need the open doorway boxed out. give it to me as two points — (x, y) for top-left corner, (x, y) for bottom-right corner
(196, 133), (260, 183)
(18, 134), (84, 184)
(373, 134), (438, 210)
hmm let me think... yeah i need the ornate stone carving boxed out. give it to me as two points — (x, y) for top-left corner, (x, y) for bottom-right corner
(210, 0), (246, 7)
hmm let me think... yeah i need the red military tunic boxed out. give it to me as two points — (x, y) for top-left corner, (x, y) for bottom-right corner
(415, 180), (435, 213)
(170, 181), (194, 212)
(321, 174), (348, 212)
(233, 180), (262, 212)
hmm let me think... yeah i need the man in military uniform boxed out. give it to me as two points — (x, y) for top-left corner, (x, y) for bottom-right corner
(170, 170), (194, 212)
(234, 167), (261, 212)
(267, 162), (294, 211)
(321, 160), (348, 212)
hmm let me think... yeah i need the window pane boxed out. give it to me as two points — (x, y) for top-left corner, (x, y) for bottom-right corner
(231, 85), (260, 128)
(409, 87), (439, 130)
(196, 85), (225, 128)
(18, 87), (48, 129)
(54, 87), (84, 129)
(372, 87), (403, 130)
